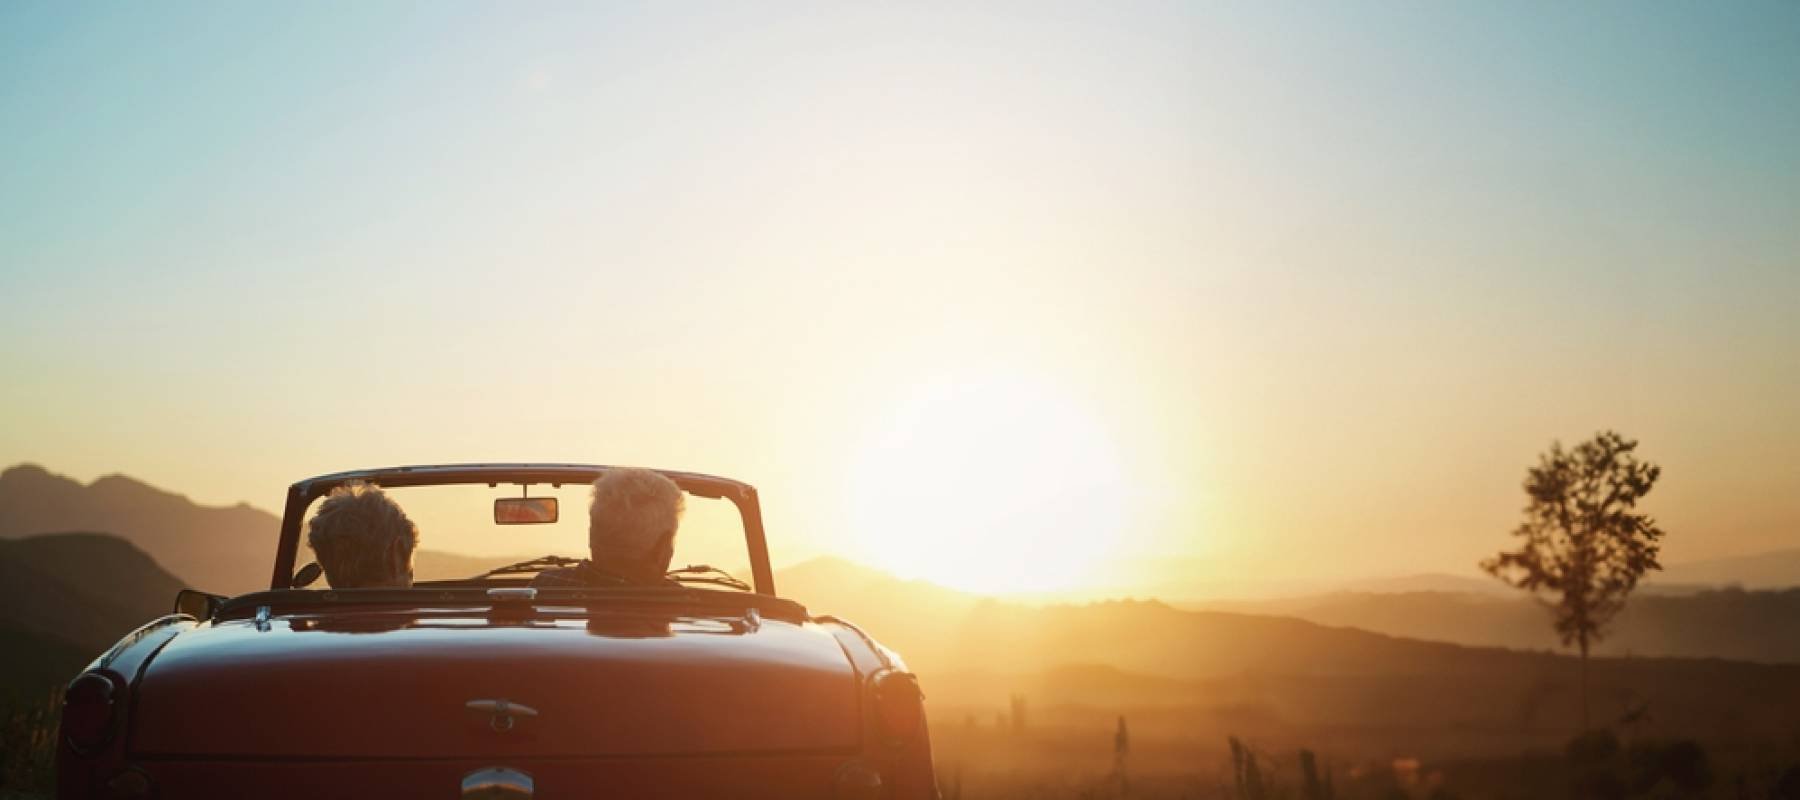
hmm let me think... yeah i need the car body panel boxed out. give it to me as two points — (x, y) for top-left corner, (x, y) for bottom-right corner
(132, 607), (862, 758)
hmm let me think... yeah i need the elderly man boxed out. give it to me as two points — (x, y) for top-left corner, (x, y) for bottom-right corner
(534, 468), (685, 587)
(305, 480), (418, 589)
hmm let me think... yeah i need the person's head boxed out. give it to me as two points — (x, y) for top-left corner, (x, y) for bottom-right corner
(305, 481), (417, 589)
(588, 468), (685, 582)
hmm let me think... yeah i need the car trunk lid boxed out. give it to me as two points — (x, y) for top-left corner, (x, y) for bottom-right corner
(129, 606), (862, 758)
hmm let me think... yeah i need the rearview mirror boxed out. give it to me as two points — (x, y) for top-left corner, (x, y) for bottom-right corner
(174, 589), (225, 620)
(495, 497), (559, 524)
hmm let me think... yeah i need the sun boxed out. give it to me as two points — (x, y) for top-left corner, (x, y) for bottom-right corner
(845, 372), (1131, 594)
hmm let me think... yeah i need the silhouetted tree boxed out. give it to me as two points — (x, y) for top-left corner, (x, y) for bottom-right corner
(1482, 430), (1665, 729)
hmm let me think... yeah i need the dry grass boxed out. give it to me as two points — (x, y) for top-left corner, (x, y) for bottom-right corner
(928, 711), (1800, 800)
(0, 690), (56, 799)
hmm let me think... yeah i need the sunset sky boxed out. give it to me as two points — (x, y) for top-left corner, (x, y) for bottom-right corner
(3, 3), (1797, 596)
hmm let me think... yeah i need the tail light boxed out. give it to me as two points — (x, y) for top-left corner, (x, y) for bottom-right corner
(63, 671), (124, 755)
(871, 670), (924, 743)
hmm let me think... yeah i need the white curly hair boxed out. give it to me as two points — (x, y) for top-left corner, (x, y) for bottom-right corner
(588, 468), (685, 577)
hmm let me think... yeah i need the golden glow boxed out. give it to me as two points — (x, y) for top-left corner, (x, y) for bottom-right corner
(845, 372), (1132, 594)
(5, 4), (1796, 595)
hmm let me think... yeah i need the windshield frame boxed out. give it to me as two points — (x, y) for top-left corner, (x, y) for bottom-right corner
(271, 464), (774, 596)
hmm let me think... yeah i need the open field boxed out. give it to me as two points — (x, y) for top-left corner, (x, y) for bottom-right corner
(921, 660), (1800, 799)
(927, 714), (1800, 799)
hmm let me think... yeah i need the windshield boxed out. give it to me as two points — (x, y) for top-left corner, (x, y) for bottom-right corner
(297, 482), (753, 589)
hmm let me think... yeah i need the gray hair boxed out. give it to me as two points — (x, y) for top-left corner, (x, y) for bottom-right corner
(589, 468), (684, 574)
(305, 481), (417, 588)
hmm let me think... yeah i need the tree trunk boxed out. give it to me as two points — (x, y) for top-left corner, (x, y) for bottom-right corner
(1579, 635), (1590, 731)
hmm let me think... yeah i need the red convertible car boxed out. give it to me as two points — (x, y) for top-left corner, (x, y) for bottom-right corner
(56, 464), (936, 799)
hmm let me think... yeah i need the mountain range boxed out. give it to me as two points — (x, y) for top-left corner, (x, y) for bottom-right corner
(779, 557), (1800, 672)
(0, 464), (278, 596)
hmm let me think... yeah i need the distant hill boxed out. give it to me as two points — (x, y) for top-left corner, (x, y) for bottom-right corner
(0, 533), (189, 693)
(776, 557), (983, 671)
(0, 628), (93, 697)
(1652, 547), (1800, 589)
(1336, 572), (1511, 596)
(778, 556), (1800, 673)
(0, 464), (277, 594)
(1190, 587), (1800, 663)
(0, 464), (526, 594)
(0, 532), (186, 653)
(782, 558), (1594, 676)
(942, 597), (1539, 680)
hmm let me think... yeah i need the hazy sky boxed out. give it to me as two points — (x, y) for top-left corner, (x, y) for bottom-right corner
(3, 3), (1797, 595)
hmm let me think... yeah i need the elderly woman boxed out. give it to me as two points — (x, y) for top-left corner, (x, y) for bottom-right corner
(534, 468), (685, 587)
(305, 480), (418, 589)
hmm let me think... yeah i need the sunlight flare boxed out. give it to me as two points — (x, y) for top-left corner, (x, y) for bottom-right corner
(846, 373), (1132, 594)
